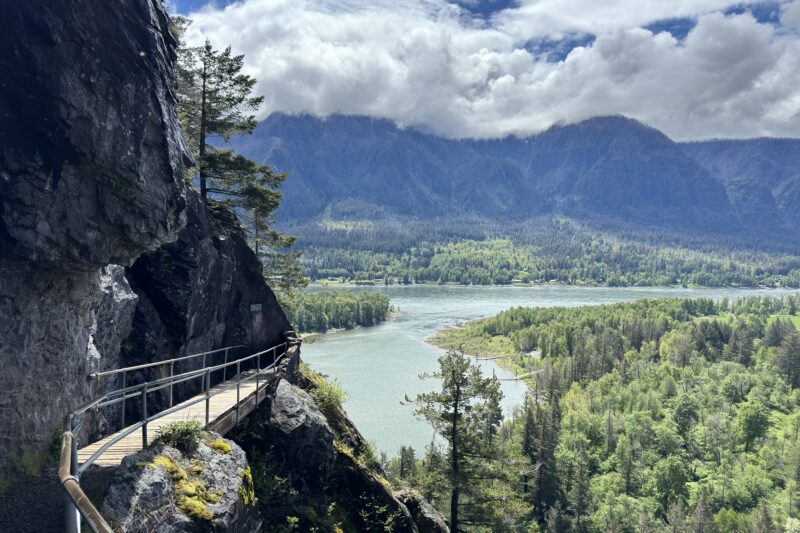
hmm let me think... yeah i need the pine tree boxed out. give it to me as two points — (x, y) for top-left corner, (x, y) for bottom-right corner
(405, 350), (505, 531)
(753, 504), (774, 533)
(534, 402), (561, 520)
(690, 494), (713, 533)
(568, 438), (592, 532)
(775, 332), (800, 388)
(174, 24), (262, 198)
(764, 318), (789, 348)
(173, 18), (305, 289)
(399, 446), (417, 480)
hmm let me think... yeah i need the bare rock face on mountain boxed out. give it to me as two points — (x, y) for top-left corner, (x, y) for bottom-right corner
(0, 0), (187, 478)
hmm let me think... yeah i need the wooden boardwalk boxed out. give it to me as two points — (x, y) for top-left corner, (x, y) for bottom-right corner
(78, 369), (272, 467)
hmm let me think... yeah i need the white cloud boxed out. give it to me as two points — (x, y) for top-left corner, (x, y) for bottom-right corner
(184, 0), (800, 140)
(782, 0), (800, 27)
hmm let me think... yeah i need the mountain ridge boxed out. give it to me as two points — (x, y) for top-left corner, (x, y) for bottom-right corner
(226, 112), (800, 241)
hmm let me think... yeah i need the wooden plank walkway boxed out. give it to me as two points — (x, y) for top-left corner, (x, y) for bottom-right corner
(78, 369), (273, 467)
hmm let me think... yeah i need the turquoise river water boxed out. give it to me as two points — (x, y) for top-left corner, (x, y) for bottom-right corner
(301, 285), (797, 456)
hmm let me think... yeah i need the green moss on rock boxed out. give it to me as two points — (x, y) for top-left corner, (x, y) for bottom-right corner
(239, 466), (255, 507)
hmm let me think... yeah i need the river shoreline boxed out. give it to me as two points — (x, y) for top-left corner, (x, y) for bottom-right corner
(298, 285), (797, 455)
(299, 310), (403, 343)
(425, 332), (531, 385)
(308, 280), (790, 290)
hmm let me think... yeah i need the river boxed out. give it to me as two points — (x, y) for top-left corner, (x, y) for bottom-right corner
(301, 285), (797, 457)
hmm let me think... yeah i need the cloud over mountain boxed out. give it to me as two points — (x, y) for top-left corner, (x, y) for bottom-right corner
(181, 0), (800, 140)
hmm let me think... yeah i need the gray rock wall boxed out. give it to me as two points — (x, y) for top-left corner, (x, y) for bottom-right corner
(0, 0), (188, 267)
(119, 193), (293, 412)
(0, 0), (187, 478)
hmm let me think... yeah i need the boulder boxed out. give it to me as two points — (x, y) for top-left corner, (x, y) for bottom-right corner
(267, 378), (336, 477)
(394, 489), (450, 533)
(102, 433), (261, 532)
(229, 376), (420, 532)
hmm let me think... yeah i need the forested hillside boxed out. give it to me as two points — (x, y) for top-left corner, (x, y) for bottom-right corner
(223, 113), (800, 288)
(418, 295), (800, 531)
(292, 218), (800, 287)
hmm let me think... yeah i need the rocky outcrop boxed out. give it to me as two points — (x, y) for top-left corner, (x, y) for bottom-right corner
(394, 489), (450, 533)
(228, 369), (442, 532)
(120, 192), (292, 411)
(0, 0), (187, 478)
(102, 434), (260, 532)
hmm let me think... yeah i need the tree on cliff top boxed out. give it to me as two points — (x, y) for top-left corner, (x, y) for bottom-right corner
(174, 22), (262, 198)
(173, 17), (306, 289)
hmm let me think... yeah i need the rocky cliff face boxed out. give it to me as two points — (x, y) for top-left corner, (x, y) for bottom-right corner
(0, 0), (188, 268)
(0, 0), (187, 478)
(227, 359), (448, 532)
(119, 192), (292, 414)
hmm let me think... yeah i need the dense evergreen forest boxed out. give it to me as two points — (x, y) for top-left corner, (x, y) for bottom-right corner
(278, 290), (392, 332)
(392, 295), (800, 531)
(289, 217), (800, 288)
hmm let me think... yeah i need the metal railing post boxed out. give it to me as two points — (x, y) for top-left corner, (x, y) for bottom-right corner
(256, 352), (261, 403)
(121, 371), (126, 429)
(169, 361), (174, 407)
(222, 348), (229, 381)
(205, 369), (211, 428)
(236, 361), (241, 425)
(141, 385), (148, 449)
(64, 415), (80, 533)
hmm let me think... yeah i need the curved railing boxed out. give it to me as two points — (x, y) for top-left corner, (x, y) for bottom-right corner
(59, 332), (299, 533)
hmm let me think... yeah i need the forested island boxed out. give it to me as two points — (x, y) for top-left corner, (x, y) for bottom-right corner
(278, 290), (392, 333)
(386, 295), (800, 531)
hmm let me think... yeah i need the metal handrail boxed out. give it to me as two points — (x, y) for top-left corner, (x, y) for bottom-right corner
(60, 336), (297, 533)
(82, 344), (246, 427)
(87, 344), (247, 379)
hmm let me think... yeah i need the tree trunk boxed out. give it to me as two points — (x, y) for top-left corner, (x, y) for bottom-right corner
(450, 374), (461, 531)
(199, 58), (208, 198)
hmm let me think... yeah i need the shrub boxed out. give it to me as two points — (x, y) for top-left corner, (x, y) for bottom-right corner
(154, 420), (206, 454)
(310, 377), (349, 417)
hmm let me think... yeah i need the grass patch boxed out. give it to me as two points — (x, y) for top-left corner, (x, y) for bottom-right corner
(429, 326), (519, 359)
(239, 466), (255, 507)
(154, 420), (206, 454)
(310, 377), (349, 417)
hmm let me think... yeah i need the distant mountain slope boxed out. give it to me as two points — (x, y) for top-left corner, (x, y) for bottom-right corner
(229, 114), (542, 220)
(681, 138), (800, 230)
(226, 113), (797, 237)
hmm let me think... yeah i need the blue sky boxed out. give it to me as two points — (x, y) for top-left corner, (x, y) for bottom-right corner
(176, 0), (800, 140)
